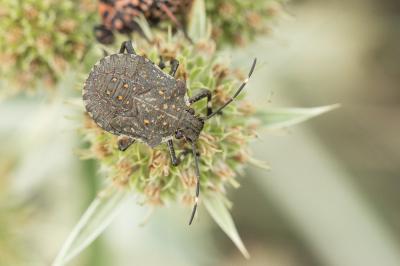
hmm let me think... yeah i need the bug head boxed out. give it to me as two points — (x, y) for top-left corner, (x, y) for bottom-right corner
(175, 110), (204, 143)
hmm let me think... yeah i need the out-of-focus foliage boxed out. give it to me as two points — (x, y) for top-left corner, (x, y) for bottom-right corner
(0, 0), (97, 96)
(0, 157), (31, 266)
(205, 0), (285, 47)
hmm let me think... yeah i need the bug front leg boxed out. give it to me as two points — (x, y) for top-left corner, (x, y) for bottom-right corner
(117, 135), (135, 151)
(189, 89), (213, 116)
(119, 40), (136, 54)
(159, 57), (178, 76)
(167, 140), (192, 166)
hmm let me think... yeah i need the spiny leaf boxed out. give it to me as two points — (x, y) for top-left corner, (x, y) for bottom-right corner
(203, 193), (250, 259)
(256, 104), (340, 130)
(52, 186), (131, 266)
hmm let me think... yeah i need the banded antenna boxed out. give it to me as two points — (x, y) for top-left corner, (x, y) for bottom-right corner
(189, 141), (200, 225)
(205, 58), (257, 120)
(188, 58), (257, 224)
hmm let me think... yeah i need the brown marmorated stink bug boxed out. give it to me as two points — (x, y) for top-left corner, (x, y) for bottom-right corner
(82, 41), (256, 224)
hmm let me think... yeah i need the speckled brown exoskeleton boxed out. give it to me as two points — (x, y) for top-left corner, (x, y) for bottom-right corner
(83, 41), (256, 224)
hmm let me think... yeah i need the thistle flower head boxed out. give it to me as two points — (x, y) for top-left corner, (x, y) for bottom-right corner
(80, 32), (261, 214)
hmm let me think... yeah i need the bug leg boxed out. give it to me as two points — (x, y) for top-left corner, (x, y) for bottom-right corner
(119, 40), (136, 54)
(167, 140), (193, 166)
(189, 88), (213, 116)
(158, 56), (166, 70)
(117, 135), (135, 151)
(167, 140), (181, 166)
(169, 59), (179, 77)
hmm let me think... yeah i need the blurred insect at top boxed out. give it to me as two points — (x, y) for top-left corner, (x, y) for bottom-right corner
(94, 0), (193, 44)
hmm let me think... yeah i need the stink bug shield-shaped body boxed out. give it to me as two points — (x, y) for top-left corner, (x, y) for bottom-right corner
(83, 41), (257, 224)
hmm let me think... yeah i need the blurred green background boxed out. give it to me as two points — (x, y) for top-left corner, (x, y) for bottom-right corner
(1, 0), (400, 265)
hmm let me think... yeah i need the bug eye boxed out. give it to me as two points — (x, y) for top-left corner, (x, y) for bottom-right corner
(175, 130), (183, 139)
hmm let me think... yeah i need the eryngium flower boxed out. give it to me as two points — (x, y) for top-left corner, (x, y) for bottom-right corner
(0, 0), (96, 95)
(79, 35), (260, 217)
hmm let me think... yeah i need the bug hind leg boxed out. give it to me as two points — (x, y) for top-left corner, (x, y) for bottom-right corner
(167, 140), (192, 166)
(119, 40), (136, 54)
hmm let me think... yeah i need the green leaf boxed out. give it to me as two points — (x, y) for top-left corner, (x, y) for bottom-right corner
(256, 104), (340, 130)
(52, 186), (131, 266)
(203, 193), (250, 259)
(187, 0), (208, 41)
